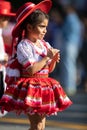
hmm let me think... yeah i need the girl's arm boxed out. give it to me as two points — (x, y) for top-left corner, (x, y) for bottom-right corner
(26, 48), (55, 75)
(26, 56), (50, 76)
(17, 41), (60, 75)
(48, 50), (60, 73)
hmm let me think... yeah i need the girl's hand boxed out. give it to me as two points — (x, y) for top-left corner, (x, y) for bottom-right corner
(0, 54), (8, 65)
(51, 48), (59, 56)
(51, 48), (60, 62)
(47, 48), (59, 58)
(47, 48), (60, 63)
(4, 54), (8, 62)
(47, 49), (53, 59)
(57, 50), (60, 63)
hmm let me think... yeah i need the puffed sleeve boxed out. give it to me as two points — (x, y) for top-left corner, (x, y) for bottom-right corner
(17, 40), (35, 68)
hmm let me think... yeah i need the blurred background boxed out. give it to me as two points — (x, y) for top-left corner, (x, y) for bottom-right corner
(1, 0), (87, 129)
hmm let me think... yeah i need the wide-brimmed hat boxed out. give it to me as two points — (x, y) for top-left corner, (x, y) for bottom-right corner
(0, 1), (15, 16)
(12, 0), (52, 37)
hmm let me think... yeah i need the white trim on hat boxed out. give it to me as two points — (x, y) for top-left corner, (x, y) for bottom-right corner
(16, 3), (35, 22)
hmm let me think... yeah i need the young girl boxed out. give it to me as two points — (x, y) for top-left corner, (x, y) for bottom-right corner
(0, 0), (72, 130)
(0, 0), (15, 117)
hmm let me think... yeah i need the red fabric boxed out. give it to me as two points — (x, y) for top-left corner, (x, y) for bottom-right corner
(0, 44), (72, 115)
(0, 77), (72, 115)
(0, 1), (15, 16)
(12, 0), (52, 37)
(4, 44), (12, 56)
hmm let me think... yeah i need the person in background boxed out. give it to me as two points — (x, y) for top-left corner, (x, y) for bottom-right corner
(0, 0), (15, 117)
(59, 4), (84, 96)
(0, 0), (72, 130)
(79, 13), (87, 92)
(45, 7), (64, 79)
(3, 18), (16, 57)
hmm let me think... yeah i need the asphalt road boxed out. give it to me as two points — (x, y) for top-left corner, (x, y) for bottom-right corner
(1, 121), (86, 130)
(0, 123), (74, 130)
(0, 115), (87, 130)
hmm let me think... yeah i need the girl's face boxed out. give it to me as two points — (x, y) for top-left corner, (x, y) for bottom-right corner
(0, 16), (9, 28)
(27, 18), (49, 42)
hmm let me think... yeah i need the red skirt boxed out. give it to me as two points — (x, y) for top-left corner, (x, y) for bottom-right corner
(0, 77), (72, 116)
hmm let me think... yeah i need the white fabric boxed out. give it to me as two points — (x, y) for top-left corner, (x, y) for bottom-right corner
(0, 28), (5, 61)
(6, 67), (20, 77)
(17, 39), (51, 69)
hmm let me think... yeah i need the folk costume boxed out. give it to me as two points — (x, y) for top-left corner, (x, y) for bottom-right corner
(0, 0), (15, 117)
(0, 0), (72, 116)
(0, 0), (15, 98)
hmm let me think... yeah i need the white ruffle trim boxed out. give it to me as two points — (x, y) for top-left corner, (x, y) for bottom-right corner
(6, 67), (20, 77)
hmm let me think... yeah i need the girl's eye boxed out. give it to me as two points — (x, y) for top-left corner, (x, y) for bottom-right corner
(39, 25), (45, 28)
(39, 26), (47, 30)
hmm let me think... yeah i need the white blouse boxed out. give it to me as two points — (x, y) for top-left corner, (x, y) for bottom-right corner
(17, 39), (51, 74)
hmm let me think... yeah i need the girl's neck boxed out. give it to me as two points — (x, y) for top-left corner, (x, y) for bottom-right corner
(25, 34), (37, 43)
(26, 38), (42, 49)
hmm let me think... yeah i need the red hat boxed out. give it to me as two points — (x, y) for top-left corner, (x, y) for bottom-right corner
(0, 1), (15, 16)
(12, 0), (52, 37)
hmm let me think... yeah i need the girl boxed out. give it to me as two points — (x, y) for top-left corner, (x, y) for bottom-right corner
(0, 0), (72, 130)
(0, 0), (15, 117)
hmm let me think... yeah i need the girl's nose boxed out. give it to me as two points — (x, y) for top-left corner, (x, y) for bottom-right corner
(44, 28), (47, 34)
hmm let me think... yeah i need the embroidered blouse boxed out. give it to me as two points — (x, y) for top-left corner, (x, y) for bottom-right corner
(17, 39), (52, 75)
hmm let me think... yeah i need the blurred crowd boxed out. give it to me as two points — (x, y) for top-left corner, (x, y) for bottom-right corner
(2, 0), (87, 96)
(45, 0), (87, 95)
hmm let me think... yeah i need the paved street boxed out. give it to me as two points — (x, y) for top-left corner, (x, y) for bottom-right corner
(0, 113), (87, 130)
(0, 119), (87, 130)
(0, 123), (74, 130)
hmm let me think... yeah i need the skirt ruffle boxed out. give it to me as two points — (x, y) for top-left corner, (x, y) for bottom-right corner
(0, 77), (72, 116)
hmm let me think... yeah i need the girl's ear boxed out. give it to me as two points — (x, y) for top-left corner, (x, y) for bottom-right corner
(27, 24), (32, 32)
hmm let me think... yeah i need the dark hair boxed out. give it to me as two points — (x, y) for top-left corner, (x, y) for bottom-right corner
(23, 9), (49, 28)
(0, 15), (10, 21)
(13, 9), (49, 51)
(17, 9), (49, 43)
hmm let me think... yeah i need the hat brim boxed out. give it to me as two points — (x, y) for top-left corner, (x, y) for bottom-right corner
(12, 0), (52, 37)
(0, 13), (15, 17)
